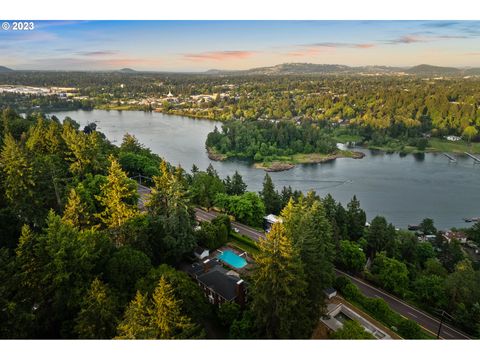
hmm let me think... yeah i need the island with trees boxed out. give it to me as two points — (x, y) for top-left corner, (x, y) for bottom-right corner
(205, 119), (364, 171)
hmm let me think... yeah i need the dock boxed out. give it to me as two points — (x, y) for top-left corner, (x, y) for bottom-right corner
(465, 152), (480, 163)
(442, 153), (457, 162)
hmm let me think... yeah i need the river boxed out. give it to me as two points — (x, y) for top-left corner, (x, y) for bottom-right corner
(50, 110), (480, 230)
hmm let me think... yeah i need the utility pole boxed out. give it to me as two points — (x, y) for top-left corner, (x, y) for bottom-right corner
(435, 309), (454, 339)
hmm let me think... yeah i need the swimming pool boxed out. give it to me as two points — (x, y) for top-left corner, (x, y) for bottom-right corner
(218, 250), (247, 269)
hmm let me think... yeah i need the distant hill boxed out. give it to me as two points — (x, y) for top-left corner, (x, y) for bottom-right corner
(0, 66), (14, 73)
(405, 64), (462, 76)
(205, 63), (405, 76)
(118, 68), (137, 73)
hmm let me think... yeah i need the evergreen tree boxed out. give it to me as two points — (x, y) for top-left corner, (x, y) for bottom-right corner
(0, 133), (36, 221)
(346, 195), (366, 241)
(281, 195), (334, 332)
(95, 156), (139, 246)
(259, 173), (282, 215)
(74, 278), (119, 339)
(115, 291), (152, 339)
(366, 216), (396, 259)
(146, 160), (196, 262)
(226, 170), (247, 195)
(148, 277), (198, 339)
(62, 188), (91, 229)
(251, 222), (308, 338)
(116, 278), (199, 339)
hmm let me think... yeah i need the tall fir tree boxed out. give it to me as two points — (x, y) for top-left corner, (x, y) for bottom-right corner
(146, 160), (196, 262)
(116, 277), (200, 339)
(259, 173), (282, 215)
(346, 195), (366, 242)
(95, 156), (139, 246)
(251, 222), (308, 338)
(0, 133), (36, 221)
(74, 278), (119, 339)
(281, 194), (334, 332)
(62, 188), (91, 229)
(115, 291), (152, 339)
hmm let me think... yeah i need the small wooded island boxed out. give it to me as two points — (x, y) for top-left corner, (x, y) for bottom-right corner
(206, 119), (364, 171)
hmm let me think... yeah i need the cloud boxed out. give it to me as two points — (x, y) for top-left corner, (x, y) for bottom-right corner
(385, 35), (426, 44)
(422, 21), (462, 29)
(286, 47), (322, 57)
(76, 50), (119, 56)
(304, 42), (375, 49)
(183, 50), (256, 61)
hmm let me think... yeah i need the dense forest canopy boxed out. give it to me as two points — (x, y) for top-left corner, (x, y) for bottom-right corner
(206, 120), (337, 161)
(1, 71), (480, 142)
(1, 80), (480, 339)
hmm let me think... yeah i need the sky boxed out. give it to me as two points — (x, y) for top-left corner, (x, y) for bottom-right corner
(1, 20), (480, 71)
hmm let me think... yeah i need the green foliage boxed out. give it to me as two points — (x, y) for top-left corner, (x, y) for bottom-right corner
(335, 277), (427, 339)
(13, 212), (110, 338)
(116, 277), (202, 339)
(196, 220), (229, 250)
(337, 240), (366, 273)
(346, 195), (366, 242)
(218, 302), (241, 328)
(189, 166), (225, 208)
(259, 173), (282, 215)
(224, 170), (247, 195)
(281, 194), (335, 331)
(106, 247), (152, 299)
(251, 223), (309, 338)
(135, 264), (211, 324)
(95, 156), (139, 246)
(330, 320), (375, 339)
(0, 133), (36, 221)
(214, 192), (265, 227)
(146, 160), (197, 262)
(412, 274), (447, 310)
(370, 252), (410, 297)
(419, 218), (437, 235)
(366, 216), (397, 258)
(74, 278), (119, 339)
(206, 120), (338, 161)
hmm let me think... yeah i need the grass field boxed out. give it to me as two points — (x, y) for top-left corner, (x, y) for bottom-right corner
(427, 138), (480, 154)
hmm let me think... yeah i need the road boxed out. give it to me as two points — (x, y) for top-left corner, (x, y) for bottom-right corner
(137, 184), (470, 339)
(334, 269), (470, 340)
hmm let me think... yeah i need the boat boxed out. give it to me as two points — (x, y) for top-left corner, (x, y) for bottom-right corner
(463, 217), (480, 223)
(408, 224), (420, 231)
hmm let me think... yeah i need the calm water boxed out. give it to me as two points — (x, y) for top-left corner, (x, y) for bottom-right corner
(51, 110), (480, 230)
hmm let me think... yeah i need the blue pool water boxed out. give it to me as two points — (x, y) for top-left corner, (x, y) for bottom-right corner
(218, 250), (247, 269)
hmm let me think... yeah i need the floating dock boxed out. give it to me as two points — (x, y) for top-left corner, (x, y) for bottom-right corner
(465, 152), (480, 163)
(443, 153), (457, 162)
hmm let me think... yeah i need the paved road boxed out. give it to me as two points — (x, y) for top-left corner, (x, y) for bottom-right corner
(334, 269), (471, 340)
(137, 185), (470, 339)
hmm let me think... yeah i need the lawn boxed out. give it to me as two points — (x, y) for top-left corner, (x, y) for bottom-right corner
(427, 138), (480, 154)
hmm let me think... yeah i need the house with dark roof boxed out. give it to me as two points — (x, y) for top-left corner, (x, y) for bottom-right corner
(186, 259), (246, 306)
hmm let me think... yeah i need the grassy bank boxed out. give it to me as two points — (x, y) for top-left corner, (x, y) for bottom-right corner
(427, 138), (480, 154)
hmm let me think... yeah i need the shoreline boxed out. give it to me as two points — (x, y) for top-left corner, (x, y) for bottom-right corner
(50, 107), (480, 155)
(207, 147), (365, 172)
